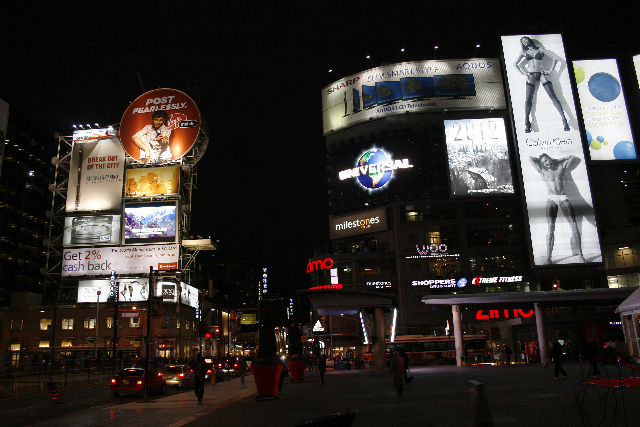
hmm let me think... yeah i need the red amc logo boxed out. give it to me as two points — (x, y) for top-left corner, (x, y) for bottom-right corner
(158, 262), (178, 270)
(306, 258), (334, 273)
(476, 309), (534, 320)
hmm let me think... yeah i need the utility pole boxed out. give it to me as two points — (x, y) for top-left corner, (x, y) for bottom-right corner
(145, 267), (153, 402)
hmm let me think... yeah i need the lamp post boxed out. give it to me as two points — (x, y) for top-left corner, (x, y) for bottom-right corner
(95, 291), (101, 360)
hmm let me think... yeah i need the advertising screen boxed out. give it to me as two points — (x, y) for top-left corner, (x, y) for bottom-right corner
(444, 118), (514, 196)
(124, 201), (177, 245)
(155, 281), (198, 308)
(125, 165), (180, 197)
(502, 34), (602, 266)
(329, 208), (388, 239)
(573, 59), (636, 161)
(119, 88), (200, 165)
(77, 278), (149, 303)
(66, 130), (125, 212)
(634, 54), (640, 88)
(321, 59), (506, 135)
(62, 244), (179, 276)
(63, 215), (121, 246)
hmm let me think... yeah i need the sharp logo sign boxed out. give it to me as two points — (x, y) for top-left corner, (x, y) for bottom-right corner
(306, 258), (334, 273)
(339, 148), (413, 191)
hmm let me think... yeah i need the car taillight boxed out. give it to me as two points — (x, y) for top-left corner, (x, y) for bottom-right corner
(207, 369), (211, 374)
(179, 373), (184, 377)
(111, 378), (116, 384)
(137, 380), (143, 385)
(158, 372), (163, 377)
(234, 363), (238, 368)
(218, 363), (222, 368)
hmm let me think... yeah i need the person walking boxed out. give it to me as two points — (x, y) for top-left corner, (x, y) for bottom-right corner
(318, 355), (327, 386)
(238, 358), (248, 387)
(399, 348), (410, 381)
(552, 337), (568, 380)
(278, 359), (288, 394)
(389, 351), (405, 396)
(335, 353), (342, 371)
(585, 336), (601, 378)
(193, 353), (207, 404)
(504, 344), (513, 365)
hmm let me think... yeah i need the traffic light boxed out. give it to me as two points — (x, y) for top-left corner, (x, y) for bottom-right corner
(215, 327), (220, 337)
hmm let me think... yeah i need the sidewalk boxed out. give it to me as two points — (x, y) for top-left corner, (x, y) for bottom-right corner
(30, 362), (640, 426)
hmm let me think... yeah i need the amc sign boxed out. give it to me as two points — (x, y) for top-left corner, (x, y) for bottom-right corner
(475, 309), (534, 320)
(306, 258), (334, 273)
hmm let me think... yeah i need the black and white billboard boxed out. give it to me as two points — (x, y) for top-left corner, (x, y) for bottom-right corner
(63, 215), (121, 246)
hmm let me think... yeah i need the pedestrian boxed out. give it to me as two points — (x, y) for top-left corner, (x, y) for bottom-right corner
(336, 353), (342, 371)
(346, 351), (351, 370)
(389, 351), (405, 396)
(318, 355), (327, 386)
(193, 353), (207, 403)
(584, 336), (601, 378)
(278, 359), (288, 394)
(238, 358), (248, 387)
(504, 344), (513, 365)
(551, 337), (568, 380)
(399, 348), (410, 381)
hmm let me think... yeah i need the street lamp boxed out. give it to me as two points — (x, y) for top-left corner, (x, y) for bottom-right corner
(95, 291), (101, 360)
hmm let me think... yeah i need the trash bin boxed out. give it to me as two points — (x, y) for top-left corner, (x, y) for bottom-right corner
(460, 356), (467, 366)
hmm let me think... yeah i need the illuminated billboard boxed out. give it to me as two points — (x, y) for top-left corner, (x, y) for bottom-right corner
(321, 59), (506, 134)
(155, 281), (198, 308)
(573, 59), (636, 160)
(125, 165), (180, 197)
(444, 118), (514, 196)
(123, 201), (177, 245)
(62, 244), (179, 276)
(338, 147), (414, 192)
(63, 215), (121, 246)
(634, 54), (640, 88)
(502, 34), (602, 266)
(77, 278), (149, 303)
(329, 208), (387, 239)
(66, 130), (125, 212)
(120, 88), (200, 165)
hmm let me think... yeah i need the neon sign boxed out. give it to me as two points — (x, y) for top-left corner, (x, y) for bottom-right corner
(308, 284), (343, 290)
(306, 258), (334, 273)
(475, 309), (534, 320)
(405, 244), (460, 259)
(472, 276), (523, 285)
(262, 268), (268, 294)
(338, 147), (413, 191)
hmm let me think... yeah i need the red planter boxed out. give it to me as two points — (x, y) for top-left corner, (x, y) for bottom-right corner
(250, 364), (283, 400)
(287, 359), (306, 381)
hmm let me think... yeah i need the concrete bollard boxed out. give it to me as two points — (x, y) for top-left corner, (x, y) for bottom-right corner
(466, 380), (493, 427)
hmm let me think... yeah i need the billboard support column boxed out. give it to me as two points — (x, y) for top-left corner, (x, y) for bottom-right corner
(535, 303), (549, 365)
(373, 307), (386, 372)
(452, 305), (464, 366)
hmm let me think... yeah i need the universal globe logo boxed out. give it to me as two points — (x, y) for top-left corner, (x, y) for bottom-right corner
(457, 278), (467, 288)
(338, 147), (413, 191)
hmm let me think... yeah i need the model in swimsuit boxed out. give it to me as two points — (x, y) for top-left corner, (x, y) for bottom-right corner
(514, 36), (570, 133)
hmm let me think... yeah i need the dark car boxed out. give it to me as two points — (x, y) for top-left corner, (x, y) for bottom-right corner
(111, 367), (166, 397)
(160, 364), (193, 388)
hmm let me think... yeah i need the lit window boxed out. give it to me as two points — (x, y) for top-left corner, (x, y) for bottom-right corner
(39, 341), (50, 348)
(107, 317), (113, 328)
(40, 318), (53, 331)
(176, 318), (181, 329)
(130, 338), (141, 347)
(62, 318), (74, 330)
(130, 317), (140, 328)
(61, 340), (73, 347)
(11, 320), (23, 331)
(84, 318), (96, 329)
(10, 343), (21, 351)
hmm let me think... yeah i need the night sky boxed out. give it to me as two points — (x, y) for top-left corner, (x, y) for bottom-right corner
(2, 3), (639, 292)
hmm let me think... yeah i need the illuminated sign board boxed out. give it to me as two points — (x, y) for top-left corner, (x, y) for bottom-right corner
(338, 147), (413, 191)
(78, 278), (149, 303)
(62, 244), (179, 276)
(262, 268), (268, 294)
(313, 320), (324, 332)
(63, 215), (121, 246)
(444, 118), (515, 195)
(123, 201), (177, 245)
(125, 165), (180, 197)
(573, 59), (636, 161)
(365, 281), (392, 288)
(502, 34), (602, 266)
(66, 131), (125, 212)
(329, 208), (387, 239)
(241, 313), (257, 325)
(155, 281), (198, 308)
(412, 275), (523, 289)
(475, 309), (534, 320)
(471, 275), (523, 285)
(406, 244), (460, 259)
(309, 284), (343, 290)
(306, 258), (334, 273)
(120, 88), (200, 165)
(321, 59), (506, 135)
(633, 54), (640, 88)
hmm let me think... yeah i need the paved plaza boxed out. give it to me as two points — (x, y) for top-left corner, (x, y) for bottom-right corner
(23, 361), (640, 426)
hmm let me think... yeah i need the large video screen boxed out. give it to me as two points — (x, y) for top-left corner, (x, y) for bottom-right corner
(63, 215), (121, 246)
(124, 201), (177, 245)
(125, 165), (180, 197)
(444, 118), (514, 196)
(573, 59), (636, 161)
(502, 34), (602, 266)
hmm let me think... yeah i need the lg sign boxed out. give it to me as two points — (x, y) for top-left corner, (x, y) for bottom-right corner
(306, 258), (334, 273)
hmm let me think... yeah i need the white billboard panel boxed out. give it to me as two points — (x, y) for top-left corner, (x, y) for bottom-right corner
(444, 118), (515, 196)
(77, 278), (149, 303)
(633, 54), (640, 88)
(62, 244), (179, 276)
(321, 59), (506, 135)
(573, 59), (636, 161)
(155, 281), (198, 308)
(66, 130), (125, 212)
(502, 34), (602, 266)
(63, 215), (121, 246)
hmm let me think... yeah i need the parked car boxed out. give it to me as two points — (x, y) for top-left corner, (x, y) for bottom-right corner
(160, 364), (193, 389)
(111, 367), (166, 397)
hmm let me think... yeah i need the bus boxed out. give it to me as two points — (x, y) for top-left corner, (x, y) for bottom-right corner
(364, 335), (490, 365)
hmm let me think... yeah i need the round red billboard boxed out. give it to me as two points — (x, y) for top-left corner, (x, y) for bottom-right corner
(120, 88), (201, 164)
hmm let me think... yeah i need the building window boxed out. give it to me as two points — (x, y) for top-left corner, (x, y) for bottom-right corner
(84, 318), (96, 329)
(10, 343), (21, 351)
(62, 318), (74, 330)
(129, 317), (140, 328)
(61, 339), (73, 347)
(84, 337), (96, 345)
(40, 318), (53, 331)
(129, 338), (141, 347)
(11, 320), (23, 331)
(107, 317), (113, 328)
(39, 341), (50, 348)
(176, 317), (181, 329)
